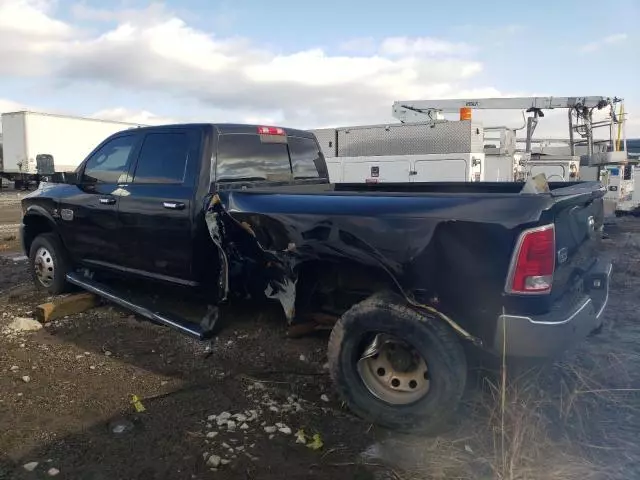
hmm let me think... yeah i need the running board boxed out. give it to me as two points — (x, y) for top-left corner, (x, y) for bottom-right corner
(65, 272), (205, 340)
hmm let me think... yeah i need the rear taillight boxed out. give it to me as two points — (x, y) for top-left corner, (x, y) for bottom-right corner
(257, 126), (286, 136)
(506, 224), (555, 294)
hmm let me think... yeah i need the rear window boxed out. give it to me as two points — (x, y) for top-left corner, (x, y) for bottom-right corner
(217, 134), (291, 182)
(216, 133), (326, 181)
(289, 136), (328, 179)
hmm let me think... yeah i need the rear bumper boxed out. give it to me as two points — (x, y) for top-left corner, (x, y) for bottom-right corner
(492, 258), (612, 358)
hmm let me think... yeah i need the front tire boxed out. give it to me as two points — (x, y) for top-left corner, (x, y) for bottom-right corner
(327, 293), (467, 434)
(29, 233), (71, 295)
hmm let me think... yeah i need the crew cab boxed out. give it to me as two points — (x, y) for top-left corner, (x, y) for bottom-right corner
(20, 123), (612, 433)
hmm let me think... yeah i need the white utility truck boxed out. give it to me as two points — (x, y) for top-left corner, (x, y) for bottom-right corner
(0, 111), (146, 189)
(313, 96), (629, 185)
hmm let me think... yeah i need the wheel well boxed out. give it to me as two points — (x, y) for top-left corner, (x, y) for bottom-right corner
(22, 215), (56, 253)
(295, 260), (401, 316)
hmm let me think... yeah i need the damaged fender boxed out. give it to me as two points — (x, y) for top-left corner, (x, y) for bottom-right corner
(204, 190), (487, 345)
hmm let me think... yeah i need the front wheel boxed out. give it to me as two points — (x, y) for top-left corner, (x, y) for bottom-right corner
(327, 293), (467, 434)
(29, 233), (71, 295)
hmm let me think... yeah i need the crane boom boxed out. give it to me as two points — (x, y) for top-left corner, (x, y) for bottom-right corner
(392, 96), (616, 121)
(390, 95), (626, 165)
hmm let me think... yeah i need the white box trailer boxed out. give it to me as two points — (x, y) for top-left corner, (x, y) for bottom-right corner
(1, 111), (146, 188)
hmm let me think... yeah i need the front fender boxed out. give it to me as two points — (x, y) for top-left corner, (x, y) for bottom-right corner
(21, 206), (60, 254)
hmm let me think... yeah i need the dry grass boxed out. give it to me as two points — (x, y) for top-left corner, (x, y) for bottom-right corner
(371, 221), (640, 480)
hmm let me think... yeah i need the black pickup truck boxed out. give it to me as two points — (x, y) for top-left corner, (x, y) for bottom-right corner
(20, 123), (612, 433)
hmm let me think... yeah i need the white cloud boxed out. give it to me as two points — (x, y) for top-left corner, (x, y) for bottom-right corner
(0, 0), (74, 75)
(90, 107), (175, 125)
(0, 1), (493, 128)
(0, 1), (637, 139)
(379, 37), (477, 56)
(0, 98), (26, 113)
(339, 37), (377, 54)
(580, 33), (628, 53)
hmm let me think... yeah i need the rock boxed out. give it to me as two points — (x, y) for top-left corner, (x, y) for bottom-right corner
(207, 414), (217, 421)
(110, 419), (134, 434)
(104, 351), (112, 357)
(269, 406), (279, 413)
(322, 362), (330, 370)
(226, 420), (236, 431)
(240, 423), (249, 430)
(89, 366), (96, 370)
(299, 354), (307, 362)
(9, 365), (19, 371)
(278, 426), (292, 435)
(320, 394), (330, 402)
(218, 411), (232, 421)
(275, 422), (284, 428)
(264, 426), (277, 434)
(206, 432), (218, 439)
(220, 459), (231, 465)
(47, 467), (60, 476)
(6, 317), (42, 334)
(206, 455), (221, 468)
(222, 443), (231, 449)
(23, 462), (39, 472)
(84, 352), (91, 355)
(269, 434), (275, 440)
(234, 413), (247, 422)
(75, 355), (84, 360)
(21, 375), (31, 383)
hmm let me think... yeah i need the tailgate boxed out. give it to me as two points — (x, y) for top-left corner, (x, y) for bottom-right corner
(549, 182), (606, 301)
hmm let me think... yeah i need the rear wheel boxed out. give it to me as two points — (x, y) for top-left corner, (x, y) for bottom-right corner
(29, 233), (71, 295)
(327, 293), (467, 434)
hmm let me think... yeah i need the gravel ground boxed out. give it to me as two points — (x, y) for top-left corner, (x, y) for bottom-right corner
(0, 190), (25, 253)
(0, 216), (639, 480)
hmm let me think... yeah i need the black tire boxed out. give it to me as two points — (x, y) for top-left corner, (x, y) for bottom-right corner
(327, 293), (467, 434)
(29, 233), (71, 295)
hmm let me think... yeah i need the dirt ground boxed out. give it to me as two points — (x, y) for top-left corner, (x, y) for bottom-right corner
(0, 190), (25, 253)
(1, 193), (639, 479)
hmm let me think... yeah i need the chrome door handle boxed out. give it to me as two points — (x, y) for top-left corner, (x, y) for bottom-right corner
(163, 202), (185, 210)
(99, 197), (116, 205)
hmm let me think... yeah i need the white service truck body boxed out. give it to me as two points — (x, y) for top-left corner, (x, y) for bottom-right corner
(312, 120), (488, 183)
(311, 120), (585, 184)
(1, 111), (145, 175)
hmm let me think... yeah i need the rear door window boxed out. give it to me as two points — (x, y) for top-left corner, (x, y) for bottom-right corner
(289, 136), (328, 179)
(132, 132), (190, 184)
(216, 134), (292, 182)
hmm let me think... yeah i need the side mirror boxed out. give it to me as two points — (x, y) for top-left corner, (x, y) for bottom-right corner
(51, 171), (80, 184)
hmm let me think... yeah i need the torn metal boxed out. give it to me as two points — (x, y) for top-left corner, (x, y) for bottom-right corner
(203, 189), (511, 346)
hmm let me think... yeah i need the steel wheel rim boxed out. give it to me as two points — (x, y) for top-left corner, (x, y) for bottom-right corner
(357, 333), (430, 405)
(34, 246), (55, 287)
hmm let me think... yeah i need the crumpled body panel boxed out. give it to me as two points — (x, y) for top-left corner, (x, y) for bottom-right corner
(204, 187), (553, 332)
